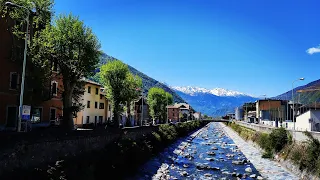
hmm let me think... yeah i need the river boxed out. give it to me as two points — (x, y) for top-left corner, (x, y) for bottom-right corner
(129, 122), (262, 180)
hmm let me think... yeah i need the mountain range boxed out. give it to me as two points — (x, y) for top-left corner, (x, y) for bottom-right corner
(170, 86), (258, 117)
(275, 79), (320, 104)
(90, 53), (185, 103)
(90, 53), (320, 117)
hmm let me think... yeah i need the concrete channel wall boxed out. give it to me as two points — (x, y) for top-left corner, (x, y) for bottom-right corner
(234, 121), (320, 142)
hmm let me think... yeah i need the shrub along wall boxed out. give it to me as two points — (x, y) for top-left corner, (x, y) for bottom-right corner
(225, 122), (320, 178)
(1, 121), (205, 180)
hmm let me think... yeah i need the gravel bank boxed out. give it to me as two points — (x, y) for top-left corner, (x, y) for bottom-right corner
(219, 122), (299, 180)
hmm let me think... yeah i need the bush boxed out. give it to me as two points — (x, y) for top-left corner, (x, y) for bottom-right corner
(257, 133), (270, 150)
(269, 128), (288, 152)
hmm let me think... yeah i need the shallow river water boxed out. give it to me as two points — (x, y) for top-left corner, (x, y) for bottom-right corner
(129, 123), (262, 180)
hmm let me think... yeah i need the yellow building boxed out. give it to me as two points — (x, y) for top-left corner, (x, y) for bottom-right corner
(74, 79), (111, 127)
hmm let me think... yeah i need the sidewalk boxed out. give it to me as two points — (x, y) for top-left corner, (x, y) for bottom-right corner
(219, 122), (299, 180)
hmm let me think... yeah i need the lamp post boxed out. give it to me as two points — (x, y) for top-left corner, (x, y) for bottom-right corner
(5, 2), (36, 132)
(292, 78), (305, 130)
(141, 92), (143, 126)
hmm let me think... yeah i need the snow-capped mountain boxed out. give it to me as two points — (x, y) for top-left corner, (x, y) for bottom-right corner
(171, 86), (248, 97)
(171, 86), (258, 117)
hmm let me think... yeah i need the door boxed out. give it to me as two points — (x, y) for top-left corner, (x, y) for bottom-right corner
(50, 108), (56, 121)
(99, 116), (103, 124)
(7, 106), (17, 128)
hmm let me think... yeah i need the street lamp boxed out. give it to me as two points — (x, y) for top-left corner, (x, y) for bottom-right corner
(141, 91), (144, 126)
(166, 93), (168, 124)
(292, 78), (304, 130)
(5, 2), (36, 132)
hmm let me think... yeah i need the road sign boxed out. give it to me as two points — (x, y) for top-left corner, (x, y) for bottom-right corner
(22, 105), (31, 120)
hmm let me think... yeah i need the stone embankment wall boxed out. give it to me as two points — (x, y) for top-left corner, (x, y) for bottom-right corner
(0, 126), (159, 175)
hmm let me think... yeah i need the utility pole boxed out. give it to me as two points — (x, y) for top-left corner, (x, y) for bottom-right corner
(292, 78), (304, 130)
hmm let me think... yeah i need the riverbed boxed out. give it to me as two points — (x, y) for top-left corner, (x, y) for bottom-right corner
(129, 122), (263, 179)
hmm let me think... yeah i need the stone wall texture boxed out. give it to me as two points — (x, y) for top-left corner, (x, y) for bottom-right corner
(0, 126), (159, 175)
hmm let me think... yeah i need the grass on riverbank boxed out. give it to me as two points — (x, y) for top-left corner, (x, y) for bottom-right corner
(1, 121), (205, 180)
(225, 122), (320, 178)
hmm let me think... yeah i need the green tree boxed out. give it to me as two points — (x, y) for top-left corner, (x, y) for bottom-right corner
(179, 112), (183, 121)
(147, 87), (173, 123)
(100, 60), (142, 127)
(123, 73), (142, 125)
(203, 114), (208, 119)
(31, 14), (101, 130)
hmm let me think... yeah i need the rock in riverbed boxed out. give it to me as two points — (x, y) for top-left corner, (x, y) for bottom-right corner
(211, 147), (218, 150)
(207, 151), (216, 156)
(250, 174), (257, 178)
(196, 164), (220, 171)
(180, 171), (188, 177)
(232, 160), (245, 165)
(245, 167), (252, 173)
(205, 157), (214, 161)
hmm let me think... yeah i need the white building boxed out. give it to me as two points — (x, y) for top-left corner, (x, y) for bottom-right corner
(294, 110), (320, 132)
(193, 112), (202, 120)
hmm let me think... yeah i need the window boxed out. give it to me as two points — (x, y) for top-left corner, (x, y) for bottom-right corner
(88, 86), (91, 93)
(109, 104), (111, 111)
(173, 113), (174, 116)
(31, 107), (42, 123)
(51, 81), (57, 96)
(87, 101), (90, 108)
(95, 102), (98, 109)
(10, 72), (18, 90)
(99, 103), (104, 109)
(100, 94), (103, 99)
(94, 116), (97, 125)
(96, 88), (99, 95)
(86, 116), (90, 124)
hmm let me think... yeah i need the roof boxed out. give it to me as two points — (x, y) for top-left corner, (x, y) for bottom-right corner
(256, 99), (282, 103)
(167, 103), (193, 110)
(81, 78), (102, 86)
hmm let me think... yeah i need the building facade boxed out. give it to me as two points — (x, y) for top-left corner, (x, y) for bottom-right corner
(0, 15), (63, 131)
(167, 105), (180, 122)
(256, 99), (286, 123)
(167, 103), (194, 122)
(73, 80), (110, 127)
(133, 97), (150, 125)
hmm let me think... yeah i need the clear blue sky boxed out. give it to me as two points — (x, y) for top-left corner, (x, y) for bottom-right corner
(54, 0), (320, 97)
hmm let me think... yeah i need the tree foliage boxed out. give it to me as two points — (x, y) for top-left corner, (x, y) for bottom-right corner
(31, 14), (101, 130)
(147, 87), (173, 123)
(100, 60), (142, 127)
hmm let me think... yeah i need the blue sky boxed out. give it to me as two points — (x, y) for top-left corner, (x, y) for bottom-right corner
(54, 0), (320, 97)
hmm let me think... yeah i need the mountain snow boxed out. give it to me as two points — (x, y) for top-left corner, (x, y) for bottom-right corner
(171, 86), (248, 97)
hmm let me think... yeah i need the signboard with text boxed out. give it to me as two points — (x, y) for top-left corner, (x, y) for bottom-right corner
(22, 105), (31, 120)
